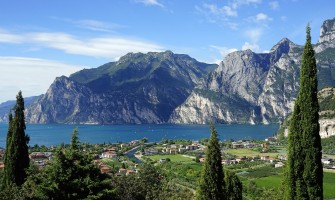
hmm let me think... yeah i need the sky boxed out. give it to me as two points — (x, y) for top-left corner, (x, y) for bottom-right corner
(0, 0), (334, 103)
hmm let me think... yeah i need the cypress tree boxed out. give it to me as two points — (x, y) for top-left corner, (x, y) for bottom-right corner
(196, 123), (225, 200)
(285, 25), (323, 199)
(224, 170), (242, 200)
(3, 91), (30, 187)
(2, 113), (14, 187)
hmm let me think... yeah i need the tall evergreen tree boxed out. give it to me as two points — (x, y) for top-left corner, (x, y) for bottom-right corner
(224, 170), (242, 200)
(3, 91), (30, 187)
(196, 123), (225, 200)
(2, 112), (14, 188)
(285, 25), (323, 200)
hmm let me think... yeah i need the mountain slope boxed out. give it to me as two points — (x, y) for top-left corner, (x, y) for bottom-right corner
(26, 51), (216, 124)
(169, 18), (335, 124)
(0, 96), (40, 122)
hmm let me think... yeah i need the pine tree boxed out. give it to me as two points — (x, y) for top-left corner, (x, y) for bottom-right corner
(3, 91), (30, 187)
(196, 123), (225, 200)
(285, 25), (323, 200)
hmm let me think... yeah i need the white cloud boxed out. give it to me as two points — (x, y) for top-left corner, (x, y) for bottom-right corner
(196, 0), (263, 30)
(231, 0), (262, 9)
(248, 13), (272, 23)
(0, 57), (86, 103)
(196, 3), (238, 29)
(245, 28), (263, 42)
(51, 17), (125, 32)
(255, 13), (272, 22)
(203, 4), (237, 17)
(210, 45), (238, 58)
(0, 32), (24, 43)
(269, 1), (279, 10)
(135, 0), (164, 7)
(242, 42), (261, 52)
(0, 30), (164, 60)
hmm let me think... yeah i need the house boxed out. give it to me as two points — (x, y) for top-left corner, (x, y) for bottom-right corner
(278, 155), (287, 161)
(29, 152), (48, 160)
(169, 149), (178, 154)
(235, 157), (246, 163)
(101, 151), (117, 158)
(265, 137), (277, 143)
(261, 156), (270, 161)
(243, 141), (257, 148)
(321, 157), (333, 165)
(144, 148), (159, 155)
(222, 160), (229, 165)
(106, 147), (117, 152)
(100, 166), (111, 174)
(275, 162), (284, 168)
(186, 145), (198, 150)
(232, 142), (244, 149)
(119, 168), (127, 175)
(126, 170), (136, 176)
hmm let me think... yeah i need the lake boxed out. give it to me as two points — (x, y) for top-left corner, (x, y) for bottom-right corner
(0, 123), (279, 147)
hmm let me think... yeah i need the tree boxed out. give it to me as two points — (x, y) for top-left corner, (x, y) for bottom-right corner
(224, 170), (242, 200)
(3, 91), (30, 187)
(196, 123), (225, 200)
(285, 25), (323, 200)
(113, 163), (164, 200)
(23, 128), (113, 200)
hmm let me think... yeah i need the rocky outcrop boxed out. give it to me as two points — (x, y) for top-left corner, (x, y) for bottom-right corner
(26, 51), (216, 124)
(315, 17), (335, 53)
(319, 119), (335, 138)
(170, 18), (335, 125)
(280, 87), (335, 138)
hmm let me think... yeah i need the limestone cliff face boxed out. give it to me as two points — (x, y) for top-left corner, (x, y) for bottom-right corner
(170, 18), (335, 125)
(315, 17), (335, 53)
(281, 87), (335, 138)
(26, 51), (215, 124)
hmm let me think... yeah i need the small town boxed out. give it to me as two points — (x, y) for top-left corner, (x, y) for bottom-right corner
(1, 135), (334, 178)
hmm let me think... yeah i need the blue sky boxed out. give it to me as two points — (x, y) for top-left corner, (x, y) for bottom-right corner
(0, 0), (334, 103)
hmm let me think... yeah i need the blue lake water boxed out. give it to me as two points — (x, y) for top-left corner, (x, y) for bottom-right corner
(0, 123), (279, 147)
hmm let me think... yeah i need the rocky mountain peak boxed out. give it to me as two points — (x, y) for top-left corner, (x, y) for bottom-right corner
(318, 17), (335, 43)
(270, 38), (296, 53)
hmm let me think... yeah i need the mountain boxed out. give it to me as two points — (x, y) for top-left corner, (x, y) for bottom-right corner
(0, 96), (40, 123)
(26, 51), (216, 124)
(277, 87), (335, 138)
(169, 18), (335, 124)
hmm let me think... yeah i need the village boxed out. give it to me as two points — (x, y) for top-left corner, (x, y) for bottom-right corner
(1, 136), (334, 176)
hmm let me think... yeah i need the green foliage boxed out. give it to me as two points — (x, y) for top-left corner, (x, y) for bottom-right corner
(2, 91), (30, 188)
(22, 129), (114, 200)
(322, 135), (335, 154)
(285, 25), (323, 200)
(225, 170), (242, 200)
(196, 124), (225, 200)
(113, 163), (164, 200)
